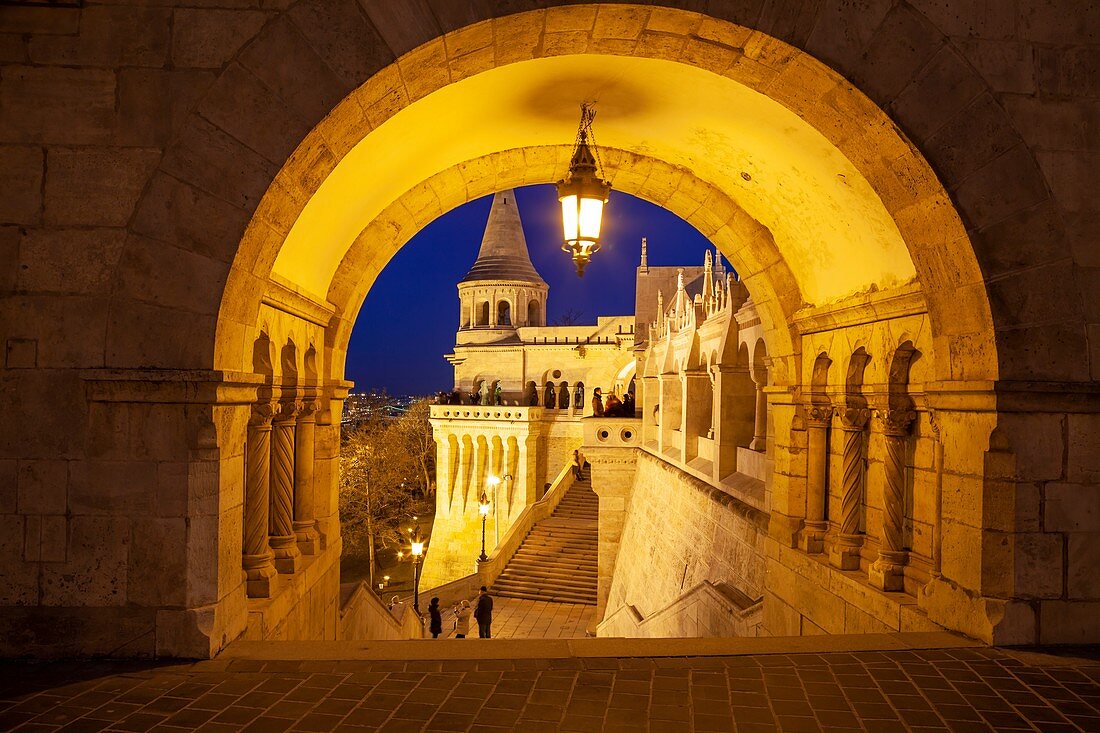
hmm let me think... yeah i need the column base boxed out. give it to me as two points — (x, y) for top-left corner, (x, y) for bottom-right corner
(868, 551), (907, 592)
(749, 438), (765, 451)
(829, 536), (863, 570)
(243, 553), (277, 598)
(294, 521), (321, 555)
(270, 535), (302, 574)
(798, 521), (828, 554)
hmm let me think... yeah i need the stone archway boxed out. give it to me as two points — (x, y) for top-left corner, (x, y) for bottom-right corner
(4, 1), (1095, 659)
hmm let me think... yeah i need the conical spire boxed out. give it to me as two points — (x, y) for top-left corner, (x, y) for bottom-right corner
(460, 190), (546, 284)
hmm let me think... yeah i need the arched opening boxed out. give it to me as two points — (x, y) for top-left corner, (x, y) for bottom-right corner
(557, 381), (570, 410)
(543, 382), (556, 409)
(497, 300), (511, 327)
(523, 381), (538, 407)
(527, 299), (541, 326)
(573, 383), (585, 415)
(73, 3), (1049, 655)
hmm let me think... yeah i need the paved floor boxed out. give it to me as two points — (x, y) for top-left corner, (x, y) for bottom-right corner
(477, 598), (594, 639)
(2, 645), (1099, 732)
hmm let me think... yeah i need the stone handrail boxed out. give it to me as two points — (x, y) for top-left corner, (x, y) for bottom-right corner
(418, 461), (577, 604)
(339, 581), (424, 640)
(476, 461), (576, 588)
(598, 580), (763, 638)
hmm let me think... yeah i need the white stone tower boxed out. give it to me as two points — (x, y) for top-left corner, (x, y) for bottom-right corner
(456, 190), (548, 346)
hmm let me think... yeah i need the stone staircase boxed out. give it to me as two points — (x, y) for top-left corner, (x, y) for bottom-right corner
(491, 478), (598, 605)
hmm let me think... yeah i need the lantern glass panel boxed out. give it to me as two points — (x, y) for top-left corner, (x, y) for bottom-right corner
(579, 196), (604, 242)
(560, 194), (579, 243)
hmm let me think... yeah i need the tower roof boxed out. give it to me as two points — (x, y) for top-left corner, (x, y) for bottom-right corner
(460, 190), (546, 285)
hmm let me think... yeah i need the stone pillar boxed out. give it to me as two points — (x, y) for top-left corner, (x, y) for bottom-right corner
(830, 407), (870, 570)
(435, 436), (452, 517)
(799, 404), (833, 554)
(243, 401), (277, 598)
(293, 399), (321, 555)
(869, 408), (915, 591)
(750, 375), (767, 451)
(502, 438), (516, 517)
(269, 400), (302, 574)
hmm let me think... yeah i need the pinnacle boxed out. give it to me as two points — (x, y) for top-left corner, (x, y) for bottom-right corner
(460, 190), (546, 285)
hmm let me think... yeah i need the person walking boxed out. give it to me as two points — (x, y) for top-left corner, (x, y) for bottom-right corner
(453, 599), (472, 638)
(572, 449), (585, 481)
(428, 597), (443, 639)
(474, 586), (494, 638)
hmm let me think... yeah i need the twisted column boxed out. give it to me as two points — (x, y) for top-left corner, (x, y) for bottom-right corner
(244, 401), (277, 598)
(830, 407), (870, 570)
(799, 404), (833, 554)
(869, 408), (915, 591)
(269, 400), (302, 574)
(293, 399), (320, 555)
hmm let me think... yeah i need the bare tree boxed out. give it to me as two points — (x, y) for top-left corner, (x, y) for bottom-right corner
(552, 308), (585, 326)
(393, 398), (435, 499)
(339, 415), (419, 588)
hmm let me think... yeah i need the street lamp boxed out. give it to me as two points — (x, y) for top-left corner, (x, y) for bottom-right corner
(486, 474), (513, 547)
(398, 525), (427, 612)
(557, 102), (611, 277)
(477, 492), (491, 563)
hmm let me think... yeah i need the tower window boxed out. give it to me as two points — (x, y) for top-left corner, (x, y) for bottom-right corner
(498, 300), (511, 326)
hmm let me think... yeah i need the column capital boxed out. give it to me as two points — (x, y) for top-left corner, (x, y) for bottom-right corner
(274, 399), (303, 424)
(297, 398), (320, 422)
(806, 403), (834, 428)
(879, 408), (916, 436)
(839, 406), (871, 430)
(249, 400), (278, 427)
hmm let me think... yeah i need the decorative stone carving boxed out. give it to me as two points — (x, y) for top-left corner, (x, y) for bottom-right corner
(830, 406), (871, 571)
(269, 400), (302, 574)
(870, 408), (915, 591)
(244, 400), (277, 598)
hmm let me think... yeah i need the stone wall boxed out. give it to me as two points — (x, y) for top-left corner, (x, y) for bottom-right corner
(2, 0), (1098, 656)
(601, 451), (766, 636)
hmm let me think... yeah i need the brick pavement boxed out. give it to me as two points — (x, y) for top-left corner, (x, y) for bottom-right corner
(483, 598), (594, 639)
(2, 646), (1098, 732)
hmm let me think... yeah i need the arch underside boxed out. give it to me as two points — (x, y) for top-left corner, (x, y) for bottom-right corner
(216, 32), (996, 388)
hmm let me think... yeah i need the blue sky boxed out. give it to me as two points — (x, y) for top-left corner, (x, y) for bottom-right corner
(346, 184), (717, 395)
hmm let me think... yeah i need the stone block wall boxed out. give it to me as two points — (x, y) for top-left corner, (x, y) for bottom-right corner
(2, 0), (1099, 656)
(601, 451), (766, 635)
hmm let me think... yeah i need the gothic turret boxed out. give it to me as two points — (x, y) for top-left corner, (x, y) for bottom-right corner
(457, 190), (549, 344)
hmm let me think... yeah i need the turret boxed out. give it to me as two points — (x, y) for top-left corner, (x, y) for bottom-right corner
(456, 190), (549, 345)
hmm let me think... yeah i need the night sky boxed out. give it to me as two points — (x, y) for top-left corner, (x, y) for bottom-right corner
(346, 184), (719, 395)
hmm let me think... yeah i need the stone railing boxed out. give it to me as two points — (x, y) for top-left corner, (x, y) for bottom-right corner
(598, 580), (762, 639)
(476, 461), (575, 587)
(429, 405), (542, 421)
(339, 581), (424, 640)
(418, 461), (576, 604)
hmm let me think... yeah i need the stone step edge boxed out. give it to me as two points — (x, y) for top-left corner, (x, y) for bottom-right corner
(219, 632), (981, 662)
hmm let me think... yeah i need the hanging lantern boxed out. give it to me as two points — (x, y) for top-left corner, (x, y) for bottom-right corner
(557, 103), (611, 277)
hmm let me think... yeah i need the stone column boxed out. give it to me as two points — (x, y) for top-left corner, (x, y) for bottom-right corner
(750, 374), (767, 451)
(502, 438), (516, 517)
(799, 404), (833, 554)
(244, 401), (277, 598)
(869, 408), (915, 591)
(435, 436), (452, 517)
(830, 407), (870, 570)
(269, 400), (302, 574)
(293, 399), (321, 555)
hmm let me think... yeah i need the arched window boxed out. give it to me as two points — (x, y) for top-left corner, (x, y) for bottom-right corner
(558, 381), (570, 409)
(477, 301), (490, 326)
(527, 299), (540, 326)
(543, 382), (556, 408)
(573, 383), (585, 412)
(523, 381), (538, 406)
(497, 300), (511, 326)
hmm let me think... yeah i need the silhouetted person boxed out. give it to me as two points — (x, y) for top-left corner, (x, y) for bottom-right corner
(474, 586), (493, 638)
(591, 388), (604, 417)
(572, 449), (586, 481)
(605, 393), (623, 416)
(622, 391), (635, 417)
(428, 597), (442, 638)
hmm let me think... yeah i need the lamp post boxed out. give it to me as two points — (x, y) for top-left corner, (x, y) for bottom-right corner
(398, 524), (426, 612)
(486, 474), (513, 547)
(478, 492), (490, 563)
(557, 102), (611, 277)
